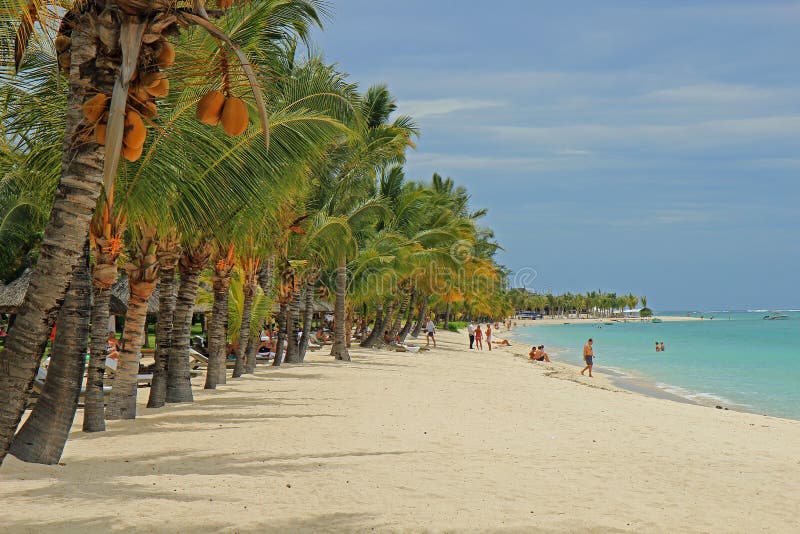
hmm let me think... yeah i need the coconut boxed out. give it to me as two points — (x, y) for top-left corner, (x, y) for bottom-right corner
(196, 90), (226, 126)
(55, 35), (71, 53)
(94, 122), (107, 145)
(58, 52), (70, 73)
(123, 111), (146, 149)
(122, 142), (144, 162)
(157, 41), (175, 68)
(139, 100), (158, 119)
(83, 94), (109, 123)
(145, 78), (169, 98)
(140, 70), (165, 89)
(220, 97), (249, 136)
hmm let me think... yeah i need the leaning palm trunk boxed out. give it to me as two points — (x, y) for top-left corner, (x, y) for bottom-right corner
(389, 290), (410, 339)
(147, 240), (181, 408)
(105, 282), (152, 420)
(398, 287), (416, 342)
(107, 230), (159, 420)
(9, 243), (91, 464)
(272, 302), (288, 366)
(330, 257), (349, 360)
(444, 300), (451, 329)
(0, 17), (121, 465)
(166, 247), (208, 403)
(360, 302), (383, 347)
(411, 294), (429, 338)
(205, 275), (231, 389)
(233, 279), (255, 378)
(298, 279), (315, 362)
(362, 300), (393, 348)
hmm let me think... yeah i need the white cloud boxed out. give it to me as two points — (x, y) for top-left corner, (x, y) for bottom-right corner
(398, 98), (505, 119)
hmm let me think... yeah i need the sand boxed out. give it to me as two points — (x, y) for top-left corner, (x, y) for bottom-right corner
(2, 329), (799, 533)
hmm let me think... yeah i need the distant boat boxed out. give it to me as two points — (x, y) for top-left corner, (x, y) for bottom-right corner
(763, 312), (789, 320)
(651, 318), (663, 323)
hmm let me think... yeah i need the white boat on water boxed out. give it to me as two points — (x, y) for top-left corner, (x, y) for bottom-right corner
(763, 312), (789, 320)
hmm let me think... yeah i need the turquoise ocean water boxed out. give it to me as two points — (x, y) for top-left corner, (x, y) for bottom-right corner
(515, 311), (800, 420)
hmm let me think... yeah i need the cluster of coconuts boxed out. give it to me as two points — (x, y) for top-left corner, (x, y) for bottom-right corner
(195, 90), (249, 136)
(62, 13), (179, 162)
(80, 37), (173, 162)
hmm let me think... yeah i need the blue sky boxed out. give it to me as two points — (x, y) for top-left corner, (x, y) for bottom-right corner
(310, 1), (800, 310)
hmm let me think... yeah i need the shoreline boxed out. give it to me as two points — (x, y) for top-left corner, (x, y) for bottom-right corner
(511, 315), (703, 326)
(499, 322), (774, 419)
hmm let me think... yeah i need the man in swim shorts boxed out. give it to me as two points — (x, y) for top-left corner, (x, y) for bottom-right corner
(581, 338), (594, 377)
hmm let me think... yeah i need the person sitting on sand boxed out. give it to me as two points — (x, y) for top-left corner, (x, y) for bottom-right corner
(475, 325), (483, 350)
(106, 332), (121, 361)
(581, 338), (594, 377)
(528, 345), (538, 360)
(383, 330), (391, 344)
(537, 345), (551, 361)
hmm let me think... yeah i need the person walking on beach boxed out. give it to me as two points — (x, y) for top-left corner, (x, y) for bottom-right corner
(468, 321), (476, 349)
(486, 324), (492, 351)
(475, 324), (483, 350)
(581, 338), (594, 377)
(425, 317), (437, 348)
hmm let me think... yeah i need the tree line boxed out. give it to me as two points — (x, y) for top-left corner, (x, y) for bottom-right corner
(0, 0), (509, 466)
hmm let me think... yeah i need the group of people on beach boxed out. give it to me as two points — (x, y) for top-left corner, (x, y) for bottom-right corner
(466, 321), (492, 350)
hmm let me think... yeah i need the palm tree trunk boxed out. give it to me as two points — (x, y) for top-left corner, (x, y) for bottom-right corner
(360, 302), (384, 348)
(205, 276), (230, 389)
(389, 290), (409, 339)
(398, 287), (416, 342)
(411, 294), (429, 338)
(105, 288), (150, 420)
(166, 249), (206, 403)
(147, 247), (180, 408)
(272, 302), (288, 366)
(444, 300), (452, 329)
(330, 257), (349, 361)
(363, 299), (393, 348)
(298, 279), (314, 362)
(0, 16), (120, 465)
(9, 242), (91, 464)
(83, 285), (111, 433)
(245, 258), (273, 374)
(84, 212), (122, 432)
(283, 284), (301, 363)
(233, 281), (255, 378)
(344, 303), (354, 348)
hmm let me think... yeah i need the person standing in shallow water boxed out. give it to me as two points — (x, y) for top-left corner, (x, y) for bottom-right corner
(656, 341), (661, 352)
(581, 338), (594, 377)
(660, 341), (665, 352)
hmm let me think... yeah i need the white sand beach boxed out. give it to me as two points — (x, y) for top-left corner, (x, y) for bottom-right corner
(2, 329), (799, 533)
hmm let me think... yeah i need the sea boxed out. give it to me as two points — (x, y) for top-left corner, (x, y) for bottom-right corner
(515, 311), (800, 420)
